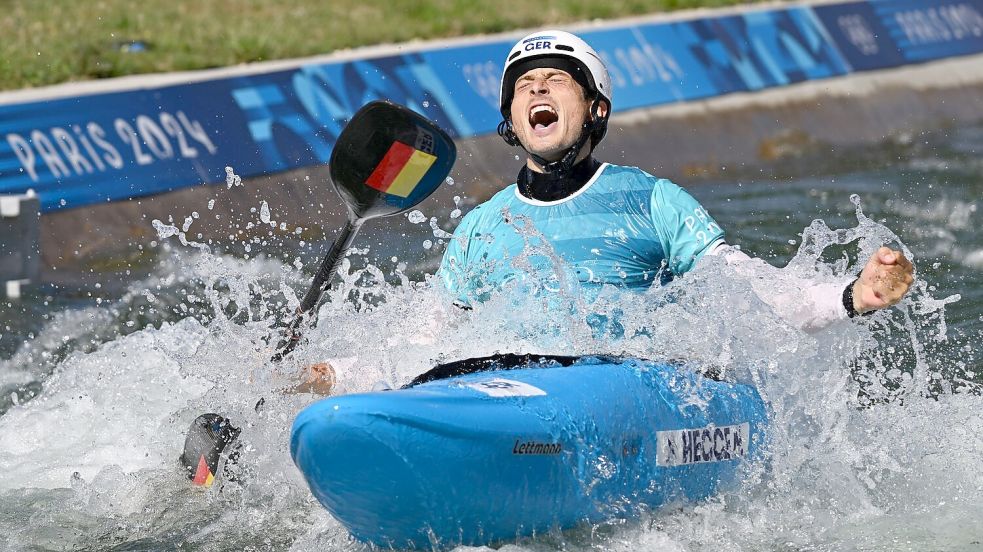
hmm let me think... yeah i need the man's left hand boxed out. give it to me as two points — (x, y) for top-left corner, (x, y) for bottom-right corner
(853, 246), (915, 314)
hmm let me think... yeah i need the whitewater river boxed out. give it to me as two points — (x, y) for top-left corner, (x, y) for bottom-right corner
(0, 123), (980, 551)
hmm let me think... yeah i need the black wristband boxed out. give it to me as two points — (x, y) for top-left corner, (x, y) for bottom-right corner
(842, 277), (874, 318)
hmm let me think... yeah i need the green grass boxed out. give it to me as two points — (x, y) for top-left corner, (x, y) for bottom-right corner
(0, 0), (777, 92)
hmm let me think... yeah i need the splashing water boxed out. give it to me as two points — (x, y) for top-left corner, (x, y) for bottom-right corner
(225, 166), (242, 189)
(2, 199), (977, 551)
(450, 196), (463, 219)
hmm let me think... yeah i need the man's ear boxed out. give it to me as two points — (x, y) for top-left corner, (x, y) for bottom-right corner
(590, 98), (609, 121)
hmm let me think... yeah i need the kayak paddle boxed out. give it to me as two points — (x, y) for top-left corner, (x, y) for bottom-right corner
(180, 100), (457, 486)
(272, 100), (457, 362)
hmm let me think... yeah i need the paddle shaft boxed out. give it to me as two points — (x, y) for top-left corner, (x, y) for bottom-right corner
(271, 217), (364, 363)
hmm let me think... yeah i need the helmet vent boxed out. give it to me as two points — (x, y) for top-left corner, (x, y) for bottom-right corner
(508, 51), (522, 61)
(555, 44), (574, 52)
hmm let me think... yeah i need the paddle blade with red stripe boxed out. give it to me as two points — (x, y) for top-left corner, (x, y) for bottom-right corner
(329, 101), (456, 220)
(180, 413), (240, 487)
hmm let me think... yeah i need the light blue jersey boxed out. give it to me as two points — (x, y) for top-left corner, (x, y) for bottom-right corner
(439, 163), (724, 306)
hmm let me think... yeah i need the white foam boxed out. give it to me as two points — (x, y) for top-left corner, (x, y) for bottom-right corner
(0, 201), (979, 550)
(963, 249), (983, 269)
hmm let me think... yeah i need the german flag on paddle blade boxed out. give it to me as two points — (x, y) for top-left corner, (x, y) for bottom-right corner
(192, 454), (215, 486)
(365, 141), (437, 198)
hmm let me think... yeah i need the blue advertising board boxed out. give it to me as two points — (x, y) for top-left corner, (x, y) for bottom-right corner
(814, 0), (983, 69)
(2, 0), (982, 212)
(813, 2), (909, 70)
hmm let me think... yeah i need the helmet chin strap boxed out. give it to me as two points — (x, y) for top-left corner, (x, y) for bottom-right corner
(504, 98), (606, 177)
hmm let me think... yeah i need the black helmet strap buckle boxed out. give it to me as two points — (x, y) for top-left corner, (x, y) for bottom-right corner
(497, 119), (521, 147)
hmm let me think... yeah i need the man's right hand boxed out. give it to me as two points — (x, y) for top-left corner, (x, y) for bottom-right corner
(289, 362), (336, 395)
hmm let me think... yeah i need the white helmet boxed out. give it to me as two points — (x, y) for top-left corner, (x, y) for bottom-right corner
(498, 30), (612, 119)
(497, 30), (612, 163)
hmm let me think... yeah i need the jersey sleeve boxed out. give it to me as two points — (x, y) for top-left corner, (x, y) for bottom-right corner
(650, 179), (725, 275)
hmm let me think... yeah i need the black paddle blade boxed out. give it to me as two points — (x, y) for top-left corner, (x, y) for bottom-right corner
(329, 101), (456, 220)
(180, 413), (241, 486)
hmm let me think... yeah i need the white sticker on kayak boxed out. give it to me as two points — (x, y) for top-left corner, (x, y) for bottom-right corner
(464, 379), (547, 397)
(656, 422), (749, 467)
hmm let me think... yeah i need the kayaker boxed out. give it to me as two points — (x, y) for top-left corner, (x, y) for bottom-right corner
(184, 34), (917, 488)
(438, 29), (915, 331)
(300, 30), (914, 393)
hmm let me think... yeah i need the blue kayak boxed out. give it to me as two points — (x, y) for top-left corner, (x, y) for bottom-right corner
(290, 355), (768, 549)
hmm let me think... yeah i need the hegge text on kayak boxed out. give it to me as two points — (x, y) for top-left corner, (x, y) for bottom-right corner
(656, 422), (750, 466)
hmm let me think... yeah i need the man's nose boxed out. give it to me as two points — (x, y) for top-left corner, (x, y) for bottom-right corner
(531, 77), (550, 95)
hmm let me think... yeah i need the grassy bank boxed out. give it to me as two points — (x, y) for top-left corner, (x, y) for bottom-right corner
(2, 0), (777, 91)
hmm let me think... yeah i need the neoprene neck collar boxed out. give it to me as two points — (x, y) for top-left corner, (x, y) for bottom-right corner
(517, 157), (602, 202)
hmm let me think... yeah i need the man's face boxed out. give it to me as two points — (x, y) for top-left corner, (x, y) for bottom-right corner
(509, 67), (594, 163)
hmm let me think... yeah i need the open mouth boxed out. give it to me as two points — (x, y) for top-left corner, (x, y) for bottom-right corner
(528, 104), (558, 130)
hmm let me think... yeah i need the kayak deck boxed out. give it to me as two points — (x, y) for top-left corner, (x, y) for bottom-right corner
(290, 356), (767, 549)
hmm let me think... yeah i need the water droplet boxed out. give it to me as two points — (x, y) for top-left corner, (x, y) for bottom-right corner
(407, 210), (427, 224)
(444, 176), (455, 186)
(207, 199), (215, 210)
(423, 240), (433, 250)
(225, 166), (242, 188)
(450, 209), (462, 219)
(152, 219), (179, 240)
(259, 201), (271, 224)
(422, 100), (430, 108)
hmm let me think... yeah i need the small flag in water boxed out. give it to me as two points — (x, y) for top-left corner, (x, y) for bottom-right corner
(366, 141), (437, 197)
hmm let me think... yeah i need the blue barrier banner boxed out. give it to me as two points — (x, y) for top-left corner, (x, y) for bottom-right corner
(1, 0), (981, 212)
(670, 8), (850, 93)
(814, 2), (908, 71)
(814, 0), (983, 70)
(871, 0), (983, 62)
(0, 87), (231, 211)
